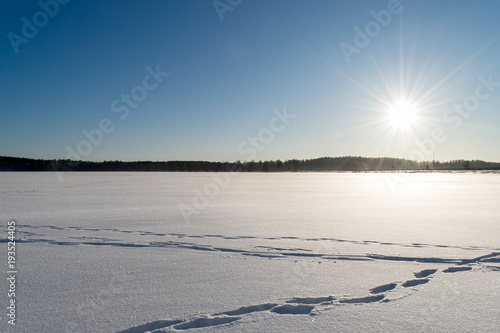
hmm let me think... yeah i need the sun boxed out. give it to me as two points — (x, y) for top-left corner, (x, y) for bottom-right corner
(387, 100), (417, 129)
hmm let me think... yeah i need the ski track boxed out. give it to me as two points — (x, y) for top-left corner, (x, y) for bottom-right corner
(11, 224), (500, 252)
(4, 225), (498, 332)
(5, 225), (500, 266)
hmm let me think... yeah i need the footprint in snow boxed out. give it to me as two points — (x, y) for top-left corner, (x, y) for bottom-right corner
(443, 266), (472, 273)
(402, 278), (430, 287)
(369, 283), (397, 294)
(413, 268), (438, 278)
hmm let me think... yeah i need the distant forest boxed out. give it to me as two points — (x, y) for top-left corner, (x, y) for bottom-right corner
(1, 155), (499, 172)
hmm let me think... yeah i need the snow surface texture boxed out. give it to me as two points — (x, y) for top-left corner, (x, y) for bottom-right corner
(1, 172), (499, 332)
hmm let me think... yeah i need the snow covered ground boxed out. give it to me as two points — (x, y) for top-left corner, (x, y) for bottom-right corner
(1, 172), (499, 332)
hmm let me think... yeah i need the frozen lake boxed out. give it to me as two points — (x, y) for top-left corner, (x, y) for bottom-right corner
(1, 172), (499, 332)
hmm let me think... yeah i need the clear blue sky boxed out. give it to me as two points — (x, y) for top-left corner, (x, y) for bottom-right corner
(1, 0), (500, 162)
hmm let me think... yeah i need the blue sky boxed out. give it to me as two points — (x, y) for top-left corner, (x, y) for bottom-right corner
(1, 0), (500, 162)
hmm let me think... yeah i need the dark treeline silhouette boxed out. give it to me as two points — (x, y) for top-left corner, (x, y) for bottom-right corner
(1, 155), (499, 172)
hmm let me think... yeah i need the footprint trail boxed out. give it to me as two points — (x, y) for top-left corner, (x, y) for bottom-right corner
(117, 254), (499, 332)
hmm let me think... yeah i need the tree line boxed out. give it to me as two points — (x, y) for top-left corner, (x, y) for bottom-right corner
(1, 155), (499, 172)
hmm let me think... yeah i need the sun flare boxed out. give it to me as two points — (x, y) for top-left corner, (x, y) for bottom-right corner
(387, 100), (417, 129)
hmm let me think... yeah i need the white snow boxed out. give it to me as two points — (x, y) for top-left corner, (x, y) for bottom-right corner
(1, 172), (499, 332)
